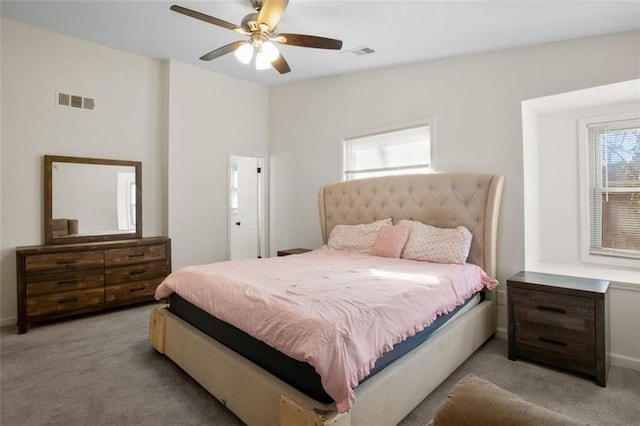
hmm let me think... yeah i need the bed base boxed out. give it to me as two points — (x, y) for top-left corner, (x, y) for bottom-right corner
(149, 299), (495, 426)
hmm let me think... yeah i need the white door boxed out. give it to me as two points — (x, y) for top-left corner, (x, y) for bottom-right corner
(230, 156), (261, 260)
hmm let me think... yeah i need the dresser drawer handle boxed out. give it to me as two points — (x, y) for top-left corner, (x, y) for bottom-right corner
(57, 297), (78, 304)
(129, 286), (146, 292)
(57, 279), (78, 285)
(538, 337), (567, 347)
(128, 253), (145, 258)
(57, 260), (77, 265)
(536, 305), (566, 314)
(129, 270), (146, 275)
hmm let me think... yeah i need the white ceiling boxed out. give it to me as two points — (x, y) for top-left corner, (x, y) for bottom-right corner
(2, 1), (639, 86)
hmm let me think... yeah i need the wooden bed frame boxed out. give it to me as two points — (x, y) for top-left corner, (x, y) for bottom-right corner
(150, 172), (504, 425)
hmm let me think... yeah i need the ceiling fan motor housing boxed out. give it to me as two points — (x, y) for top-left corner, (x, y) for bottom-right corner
(241, 12), (261, 33)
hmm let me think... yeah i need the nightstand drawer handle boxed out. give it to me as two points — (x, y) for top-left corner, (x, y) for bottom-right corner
(129, 286), (146, 292)
(129, 253), (145, 258)
(129, 270), (145, 275)
(538, 337), (567, 347)
(57, 260), (77, 265)
(57, 297), (78, 304)
(537, 305), (566, 314)
(57, 279), (78, 285)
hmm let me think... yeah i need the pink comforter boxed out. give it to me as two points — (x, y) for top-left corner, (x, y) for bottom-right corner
(155, 246), (497, 413)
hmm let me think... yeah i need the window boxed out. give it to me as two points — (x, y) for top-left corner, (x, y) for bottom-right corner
(343, 123), (432, 181)
(580, 115), (640, 265)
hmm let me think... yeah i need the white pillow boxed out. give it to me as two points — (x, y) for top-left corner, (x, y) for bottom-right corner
(328, 218), (393, 253)
(398, 220), (473, 264)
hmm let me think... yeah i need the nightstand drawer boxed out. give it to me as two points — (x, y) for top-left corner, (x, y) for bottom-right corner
(510, 288), (594, 320)
(513, 305), (595, 334)
(515, 326), (595, 367)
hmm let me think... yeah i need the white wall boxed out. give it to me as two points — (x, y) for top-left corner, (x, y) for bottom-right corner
(1, 19), (165, 323)
(523, 85), (640, 369)
(269, 31), (640, 359)
(167, 60), (269, 270)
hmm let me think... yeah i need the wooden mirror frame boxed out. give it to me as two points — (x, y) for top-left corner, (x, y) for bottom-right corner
(44, 155), (142, 245)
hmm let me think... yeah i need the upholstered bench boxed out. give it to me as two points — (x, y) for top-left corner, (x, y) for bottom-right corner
(431, 374), (586, 425)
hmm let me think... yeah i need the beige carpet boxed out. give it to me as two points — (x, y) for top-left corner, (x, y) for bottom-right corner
(1, 303), (639, 425)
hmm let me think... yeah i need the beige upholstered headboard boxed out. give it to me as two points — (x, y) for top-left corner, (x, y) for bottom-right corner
(318, 173), (504, 277)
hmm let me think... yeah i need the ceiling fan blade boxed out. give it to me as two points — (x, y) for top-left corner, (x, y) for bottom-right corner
(200, 41), (246, 61)
(170, 5), (245, 33)
(271, 54), (291, 74)
(257, 0), (289, 32)
(275, 33), (342, 50)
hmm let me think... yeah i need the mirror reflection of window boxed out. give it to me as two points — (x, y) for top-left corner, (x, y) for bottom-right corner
(117, 172), (136, 231)
(129, 181), (137, 228)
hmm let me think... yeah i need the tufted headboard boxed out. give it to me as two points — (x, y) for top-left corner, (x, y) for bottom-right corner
(318, 173), (504, 277)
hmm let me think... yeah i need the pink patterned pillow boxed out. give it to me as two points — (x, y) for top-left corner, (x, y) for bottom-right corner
(328, 218), (392, 253)
(399, 220), (473, 264)
(369, 225), (410, 258)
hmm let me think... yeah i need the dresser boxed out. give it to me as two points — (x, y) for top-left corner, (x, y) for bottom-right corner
(507, 271), (609, 386)
(16, 237), (171, 334)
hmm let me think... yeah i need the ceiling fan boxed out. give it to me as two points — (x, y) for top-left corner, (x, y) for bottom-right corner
(170, 0), (343, 74)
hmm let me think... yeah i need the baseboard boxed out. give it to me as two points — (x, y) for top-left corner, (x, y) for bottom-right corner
(495, 327), (507, 340)
(1, 316), (16, 327)
(611, 352), (640, 371)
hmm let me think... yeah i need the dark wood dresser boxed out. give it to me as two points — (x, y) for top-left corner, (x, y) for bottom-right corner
(16, 237), (171, 334)
(507, 271), (610, 386)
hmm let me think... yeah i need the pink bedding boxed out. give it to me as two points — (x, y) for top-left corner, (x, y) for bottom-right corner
(155, 246), (497, 413)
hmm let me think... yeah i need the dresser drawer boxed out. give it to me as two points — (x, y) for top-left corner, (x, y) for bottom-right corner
(26, 288), (104, 317)
(26, 269), (104, 296)
(25, 251), (104, 275)
(105, 278), (163, 303)
(105, 261), (168, 285)
(510, 288), (594, 320)
(104, 244), (167, 266)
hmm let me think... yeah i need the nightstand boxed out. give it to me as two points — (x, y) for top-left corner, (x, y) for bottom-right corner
(507, 271), (610, 386)
(276, 248), (312, 257)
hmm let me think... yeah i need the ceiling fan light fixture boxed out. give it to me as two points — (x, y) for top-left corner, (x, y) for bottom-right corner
(255, 50), (272, 70)
(255, 41), (279, 70)
(261, 41), (279, 62)
(234, 42), (254, 64)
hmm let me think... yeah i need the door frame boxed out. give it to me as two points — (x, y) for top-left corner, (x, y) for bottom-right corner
(227, 153), (268, 260)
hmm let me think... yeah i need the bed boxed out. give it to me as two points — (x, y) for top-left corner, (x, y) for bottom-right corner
(149, 172), (504, 425)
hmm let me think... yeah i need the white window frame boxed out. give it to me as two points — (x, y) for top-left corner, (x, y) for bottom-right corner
(578, 112), (640, 268)
(341, 119), (435, 181)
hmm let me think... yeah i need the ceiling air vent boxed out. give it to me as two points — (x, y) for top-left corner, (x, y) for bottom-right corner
(340, 46), (375, 58)
(57, 92), (95, 112)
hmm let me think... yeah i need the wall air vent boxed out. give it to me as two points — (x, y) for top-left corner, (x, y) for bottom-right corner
(340, 46), (376, 58)
(56, 92), (95, 111)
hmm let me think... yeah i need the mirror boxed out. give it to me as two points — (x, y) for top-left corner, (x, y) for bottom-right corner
(44, 155), (142, 245)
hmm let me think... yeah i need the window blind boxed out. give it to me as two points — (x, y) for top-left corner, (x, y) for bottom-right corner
(586, 118), (640, 258)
